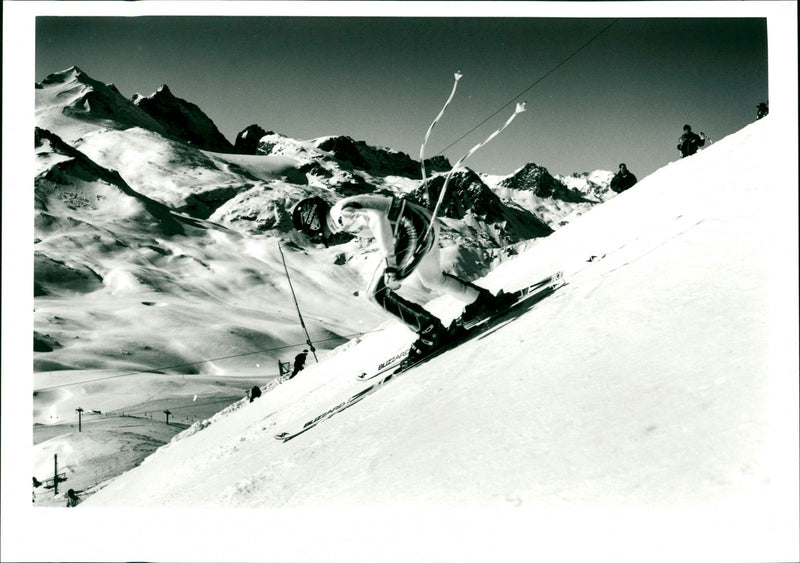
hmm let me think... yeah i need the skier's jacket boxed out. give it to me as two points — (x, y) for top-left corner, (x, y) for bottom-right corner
(677, 130), (705, 157)
(330, 195), (435, 280)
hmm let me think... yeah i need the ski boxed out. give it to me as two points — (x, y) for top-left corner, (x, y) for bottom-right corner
(461, 271), (561, 331)
(355, 272), (559, 382)
(275, 272), (565, 443)
(393, 272), (564, 375)
(356, 349), (410, 381)
(274, 371), (402, 442)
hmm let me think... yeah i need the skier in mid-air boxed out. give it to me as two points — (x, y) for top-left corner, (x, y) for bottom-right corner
(292, 194), (514, 361)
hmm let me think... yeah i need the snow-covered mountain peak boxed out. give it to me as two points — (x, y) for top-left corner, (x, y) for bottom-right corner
(36, 66), (168, 137)
(36, 65), (90, 87)
(499, 161), (587, 202)
(557, 169), (616, 201)
(257, 131), (317, 158)
(132, 83), (183, 107)
(35, 66), (109, 100)
(131, 82), (235, 153)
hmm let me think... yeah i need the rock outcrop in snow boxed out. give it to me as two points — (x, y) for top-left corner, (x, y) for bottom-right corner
(499, 162), (591, 202)
(234, 124), (270, 154)
(132, 84), (236, 153)
(314, 135), (451, 178)
(407, 168), (553, 246)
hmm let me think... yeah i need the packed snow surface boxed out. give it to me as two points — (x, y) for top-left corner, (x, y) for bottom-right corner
(54, 117), (796, 561)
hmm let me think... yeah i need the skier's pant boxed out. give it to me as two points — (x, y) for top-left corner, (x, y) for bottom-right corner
(371, 276), (437, 333)
(368, 242), (481, 333)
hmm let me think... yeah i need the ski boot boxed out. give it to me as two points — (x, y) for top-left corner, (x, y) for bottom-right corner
(458, 288), (516, 325)
(403, 320), (450, 367)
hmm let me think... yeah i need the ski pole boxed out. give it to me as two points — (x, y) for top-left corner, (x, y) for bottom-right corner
(424, 101), (527, 240)
(419, 69), (462, 208)
(278, 243), (318, 362)
(392, 70), (463, 244)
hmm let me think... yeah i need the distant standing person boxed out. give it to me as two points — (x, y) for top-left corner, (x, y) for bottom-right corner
(609, 163), (638, 193)
(66, 489), (80, 507)
(289, 349), (309, 379)
(249, 385), (262, 402)
(677, 124), (706, 158)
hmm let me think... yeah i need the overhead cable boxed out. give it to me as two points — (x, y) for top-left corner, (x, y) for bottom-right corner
(437, 18), (619, 156)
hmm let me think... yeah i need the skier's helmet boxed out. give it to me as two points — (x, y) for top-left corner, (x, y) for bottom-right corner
(292, 197), (330, 237)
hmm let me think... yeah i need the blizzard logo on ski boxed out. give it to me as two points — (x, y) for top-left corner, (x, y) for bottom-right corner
(378, 350), (409, 370)
(302, 387), (374, 430)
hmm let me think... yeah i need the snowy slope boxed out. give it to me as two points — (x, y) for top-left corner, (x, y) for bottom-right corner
(76, 116), (798, 560)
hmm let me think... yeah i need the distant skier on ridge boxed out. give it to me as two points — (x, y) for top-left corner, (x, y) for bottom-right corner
(677, 124), (706, 158)
(609, 163), (638, 193)
(291, 195), (514, 361)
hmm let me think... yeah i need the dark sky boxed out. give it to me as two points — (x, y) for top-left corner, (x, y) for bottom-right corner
(34, 12), (768, 177)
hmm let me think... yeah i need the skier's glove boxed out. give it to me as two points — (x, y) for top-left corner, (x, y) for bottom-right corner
(383, 267), (401, 290)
